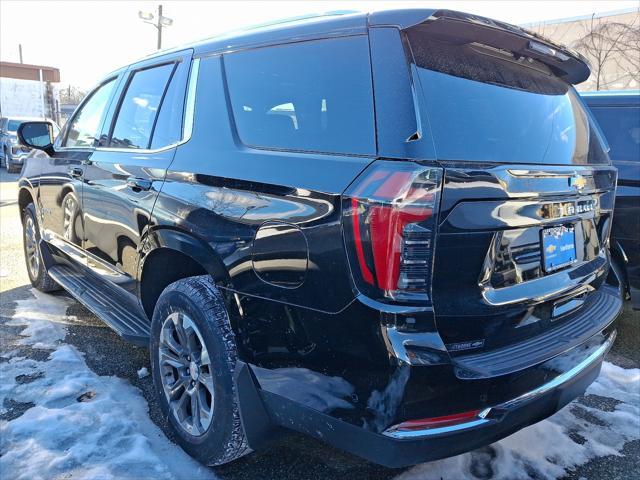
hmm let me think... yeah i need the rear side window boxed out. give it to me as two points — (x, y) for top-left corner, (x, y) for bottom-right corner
(589, 106), (640, 162)
(224, 36), (375, 156)
(64, 79), (116, 148)
(110, 63), (175, 149)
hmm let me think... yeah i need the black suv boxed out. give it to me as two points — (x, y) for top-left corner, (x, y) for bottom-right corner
(582, 91), (640, 308)
(17, 10), (622, 468)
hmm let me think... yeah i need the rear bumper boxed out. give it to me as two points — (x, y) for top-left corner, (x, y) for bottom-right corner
(451, 284), (622, 379)
(238, 330), (615, 468)
(383, 330), (615, 440)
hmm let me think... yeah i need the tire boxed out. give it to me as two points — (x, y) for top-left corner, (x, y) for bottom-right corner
(150, 275), (249, 466)
(6, 150), (15, 173)
(61, 192), (81, 245)
(7, 159), (18, 174)
(22, 203), (59, 292)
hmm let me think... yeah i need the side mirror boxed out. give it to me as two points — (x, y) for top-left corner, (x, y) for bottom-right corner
(17, 121), (55, 156)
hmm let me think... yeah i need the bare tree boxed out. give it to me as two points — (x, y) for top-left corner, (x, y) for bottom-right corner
(572, 13), (640, 90)
(59, 85), (86, 105)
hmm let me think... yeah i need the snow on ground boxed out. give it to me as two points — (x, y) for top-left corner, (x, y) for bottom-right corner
(397, 363), (640, 480)
(1, 289), (638, 480)
(0, 290), (216, 480)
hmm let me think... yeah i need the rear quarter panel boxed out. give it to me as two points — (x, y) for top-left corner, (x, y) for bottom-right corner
(149, 55), (373, 313)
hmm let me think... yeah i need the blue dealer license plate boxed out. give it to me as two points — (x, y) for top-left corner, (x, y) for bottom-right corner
(542, 225), (577, 273)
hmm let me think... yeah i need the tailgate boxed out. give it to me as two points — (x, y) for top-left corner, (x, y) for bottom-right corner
(394, 10), (621, 365)
(433, 165), (618, 357)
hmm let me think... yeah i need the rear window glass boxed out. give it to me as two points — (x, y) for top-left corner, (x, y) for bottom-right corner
(406, 29), (608, 165)
(224, 36), (375, 156)
(588, 106), (640, 162)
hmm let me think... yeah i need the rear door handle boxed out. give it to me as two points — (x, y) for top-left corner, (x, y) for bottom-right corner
(126, 177), (152, 191)
(70, 167), (83, 178)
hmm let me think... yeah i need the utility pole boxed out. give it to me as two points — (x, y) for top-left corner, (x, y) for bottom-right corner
(139, 5), (173, 50)
(18, 44), (23, 63)
(157, 4), (163, 50)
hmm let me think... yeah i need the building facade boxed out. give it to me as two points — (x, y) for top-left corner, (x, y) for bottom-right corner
(0, 61), (61, 121)
(526, 9), (640, 91)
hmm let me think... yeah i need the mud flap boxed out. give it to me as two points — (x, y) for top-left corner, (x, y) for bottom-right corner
(234, 360), (280, 450)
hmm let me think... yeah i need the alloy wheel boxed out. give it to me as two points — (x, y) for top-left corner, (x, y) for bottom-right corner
(159, 312), (215, 436)
(24, 215), (40, 280)
(62, 195), (77, 241)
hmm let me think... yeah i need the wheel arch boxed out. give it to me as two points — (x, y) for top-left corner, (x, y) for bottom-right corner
(18, 186), (35, 221)
(138, 227), (231, 319)
(57, 184), (79, 207)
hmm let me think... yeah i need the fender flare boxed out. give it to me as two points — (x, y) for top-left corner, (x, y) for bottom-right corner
(17, 181), (37, 217)
(138, 226), (230, 287)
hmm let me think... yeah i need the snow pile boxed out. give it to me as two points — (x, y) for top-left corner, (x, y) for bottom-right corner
(6, 289), (70, 349)
(0, 290), (216, 480)
(397, 362), (640, 480)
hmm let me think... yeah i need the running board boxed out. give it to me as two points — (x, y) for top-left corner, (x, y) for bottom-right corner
(48, 264), (150, 346)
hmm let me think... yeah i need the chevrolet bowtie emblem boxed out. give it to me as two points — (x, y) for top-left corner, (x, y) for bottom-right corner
(570, 175), (587, 191)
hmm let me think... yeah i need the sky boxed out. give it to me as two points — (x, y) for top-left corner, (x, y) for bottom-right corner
(1, 0), (638, 90)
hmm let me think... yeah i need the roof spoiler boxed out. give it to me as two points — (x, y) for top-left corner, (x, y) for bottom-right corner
(369, 9), (591, 85)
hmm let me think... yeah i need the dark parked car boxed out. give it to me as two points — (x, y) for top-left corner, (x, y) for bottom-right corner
(582, 91), (640, 308)
(17, 9), (622, 468)
(0, 116), (59, 173)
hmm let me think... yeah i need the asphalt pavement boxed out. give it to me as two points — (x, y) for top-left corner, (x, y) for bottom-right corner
(1, 168), (638, 480)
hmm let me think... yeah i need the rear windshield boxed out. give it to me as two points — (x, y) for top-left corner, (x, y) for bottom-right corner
(407, 30), (609, 165)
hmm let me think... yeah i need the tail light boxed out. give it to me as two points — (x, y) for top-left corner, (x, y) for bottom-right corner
(343, 161), (443, 304)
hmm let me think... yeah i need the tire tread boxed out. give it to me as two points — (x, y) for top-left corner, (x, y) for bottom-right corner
(153, 275), (250, 465)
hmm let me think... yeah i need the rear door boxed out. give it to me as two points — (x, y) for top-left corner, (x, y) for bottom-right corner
(81, 50), (192, 293)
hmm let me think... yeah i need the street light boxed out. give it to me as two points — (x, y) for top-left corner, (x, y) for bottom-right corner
(138, 4), (173, 50)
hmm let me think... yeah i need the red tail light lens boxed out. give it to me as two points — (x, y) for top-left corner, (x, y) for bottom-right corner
(343, 161), (443, 303)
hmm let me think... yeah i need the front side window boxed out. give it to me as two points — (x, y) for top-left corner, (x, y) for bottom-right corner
(64, 79), (116, 148)
(224, 36), (375, 156)
(589, 106), (640, 162)
(110, 63), (175, 149)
